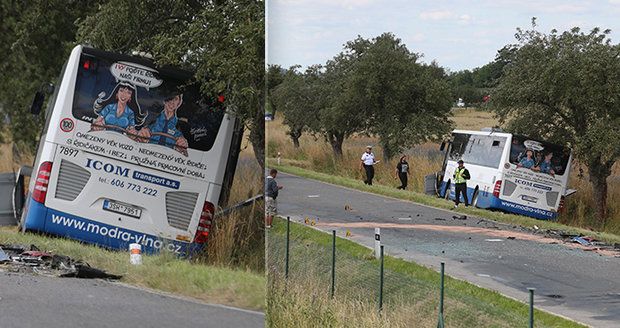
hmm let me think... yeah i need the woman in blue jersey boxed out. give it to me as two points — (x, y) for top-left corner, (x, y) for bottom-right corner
(91, 82), (143, 136)
(517, 149), (536, 169)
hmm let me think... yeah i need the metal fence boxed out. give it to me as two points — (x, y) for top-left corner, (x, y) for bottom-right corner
(268, 217), (539, 328)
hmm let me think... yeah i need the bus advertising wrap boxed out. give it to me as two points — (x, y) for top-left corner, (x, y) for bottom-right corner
(61, 54), (226, 181)
(502, 165), (564, 210)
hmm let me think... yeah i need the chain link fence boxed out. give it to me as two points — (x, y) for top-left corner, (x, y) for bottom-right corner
(267, 217), (559, 328)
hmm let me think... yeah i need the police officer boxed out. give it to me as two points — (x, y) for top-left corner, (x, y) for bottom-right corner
(453, 160), (471, 208)
(360, 146), (379, 185)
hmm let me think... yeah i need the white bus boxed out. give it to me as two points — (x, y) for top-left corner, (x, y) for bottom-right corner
(437, 129), (573, 220)
(19, 45), (239, 255)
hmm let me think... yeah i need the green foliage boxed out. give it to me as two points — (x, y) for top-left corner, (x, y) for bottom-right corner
(266, 64), (285, 115)
(492, 20), (620, 220)
(271, 66), (322, 147)
(0, 1), (102, 149)
(273, 33), (453, 159)
(343, 33), (453, 159)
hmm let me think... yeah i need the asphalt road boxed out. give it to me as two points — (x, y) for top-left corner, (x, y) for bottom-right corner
(277, 172), (620, 328)
(0, 272), (264, 328)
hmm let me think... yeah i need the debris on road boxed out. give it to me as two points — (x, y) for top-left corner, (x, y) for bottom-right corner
(452, 215), (467, 220)
(0, 247), (9, 262)
(0, 243), (122, 280)
(344, 204), (352, 211)
(572, 237), (591, 246)
(507, 236), (516, 240)
(434, 218), (446, 221)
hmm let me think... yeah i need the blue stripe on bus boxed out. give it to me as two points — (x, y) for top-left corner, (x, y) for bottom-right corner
(438, 181), (557, 220)
(23, 199), (203, 255)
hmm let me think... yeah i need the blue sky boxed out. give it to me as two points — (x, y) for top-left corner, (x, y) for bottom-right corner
(267, 0), (620, 71)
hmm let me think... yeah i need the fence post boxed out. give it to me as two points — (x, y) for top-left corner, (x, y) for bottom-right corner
(331, 230), (336, 299)
(379, 245), (384, 312)
(437, 262), (445, 328)
(374, 228), (381, 259)
(528, 288), (535, 328)
(285, 216), (290, 280)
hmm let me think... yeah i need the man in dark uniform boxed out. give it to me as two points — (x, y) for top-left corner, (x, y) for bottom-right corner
(453, 160), (471, 208)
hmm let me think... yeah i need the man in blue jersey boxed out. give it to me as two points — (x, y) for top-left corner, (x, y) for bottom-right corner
(138, 94), (188, 152)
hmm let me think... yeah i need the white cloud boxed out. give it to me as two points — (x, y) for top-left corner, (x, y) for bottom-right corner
(419, 10), (455, 20)
(458, 14), (472, 25)
(610, 0), (620, 4)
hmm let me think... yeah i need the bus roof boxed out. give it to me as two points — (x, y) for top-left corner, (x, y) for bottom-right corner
(82, 46), (194, 81)
(452, 129), (513, 138)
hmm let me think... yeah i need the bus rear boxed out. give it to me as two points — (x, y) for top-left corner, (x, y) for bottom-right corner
(438, 130), (572, 220)
(493, 135), (572, 220)
(22, 45), (236, 255)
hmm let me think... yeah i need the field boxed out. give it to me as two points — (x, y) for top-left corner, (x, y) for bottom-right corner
(266, 109), (620, 236)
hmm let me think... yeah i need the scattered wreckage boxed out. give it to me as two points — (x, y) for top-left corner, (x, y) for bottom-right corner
(0, 243), (121, 280)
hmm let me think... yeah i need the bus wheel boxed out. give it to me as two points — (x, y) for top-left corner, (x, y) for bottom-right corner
(471, 187), (479, 207)
(443, 181), (451, 200)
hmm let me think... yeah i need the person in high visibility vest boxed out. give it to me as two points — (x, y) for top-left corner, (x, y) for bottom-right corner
(453, 160), (471, 208)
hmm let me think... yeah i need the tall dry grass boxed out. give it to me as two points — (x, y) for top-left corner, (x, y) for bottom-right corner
(267, 111), (620, 235)
(208, 150), (265, 272)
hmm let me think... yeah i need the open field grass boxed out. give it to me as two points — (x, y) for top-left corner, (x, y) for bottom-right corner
(266, 217), (585, 328)
(267, 109), (620, 236)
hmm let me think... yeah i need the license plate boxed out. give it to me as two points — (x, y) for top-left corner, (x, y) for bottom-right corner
(103, 200), (142, 218)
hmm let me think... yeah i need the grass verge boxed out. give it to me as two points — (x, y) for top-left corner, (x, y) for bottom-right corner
(267, 217), (585, 327)
(269, 160), (620, 245)
(0, 226), (265, 311)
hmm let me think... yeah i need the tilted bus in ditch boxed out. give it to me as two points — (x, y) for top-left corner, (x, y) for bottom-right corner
(19, 45), (239, 255)
(435, 129), (573, 220)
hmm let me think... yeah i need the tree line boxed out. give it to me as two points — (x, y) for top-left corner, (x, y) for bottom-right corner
(269, 20), (620, 223)
(269, 33), (453, 160)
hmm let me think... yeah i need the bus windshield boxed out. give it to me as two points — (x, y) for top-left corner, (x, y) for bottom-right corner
(449, 133), (507, 169)
(72, 53), (224, 152)
(508, 135), (570, 176)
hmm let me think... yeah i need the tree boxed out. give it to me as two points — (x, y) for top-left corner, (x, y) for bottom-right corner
(0, 0), (103, 151)
(266, 64), (285, 116)
(492, 20), (620, 222)
(317, 53), (366, 157)
(77, 0), (265, 169)
(344, 33), (452, 159)
(271, 66), (321, 148)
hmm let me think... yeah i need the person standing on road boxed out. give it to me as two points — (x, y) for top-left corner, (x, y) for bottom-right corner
(453, 159), (471, 208)
(265, 168), (283, 228)
(360, 146), (379, 185)
(395, 155), (409, 190)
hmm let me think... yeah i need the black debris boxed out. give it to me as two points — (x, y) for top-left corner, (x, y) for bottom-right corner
(0, 243), (122, 280)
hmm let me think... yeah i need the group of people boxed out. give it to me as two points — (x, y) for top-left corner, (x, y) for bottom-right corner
(516, 149), (556, 175)
(264, 146), (473, 227)
(360, 145), (411, 189)
(359, 146), (471, 208)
